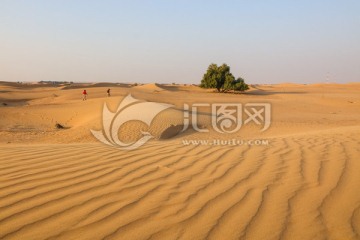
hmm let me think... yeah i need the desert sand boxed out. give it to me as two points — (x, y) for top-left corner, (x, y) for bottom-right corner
(0, 82), (360, 240)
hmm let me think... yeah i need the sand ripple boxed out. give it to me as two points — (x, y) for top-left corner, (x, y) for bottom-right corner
(1, 129), (360, 239)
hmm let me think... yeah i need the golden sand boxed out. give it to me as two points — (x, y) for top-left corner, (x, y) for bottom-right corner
(0, 82), (359, 239)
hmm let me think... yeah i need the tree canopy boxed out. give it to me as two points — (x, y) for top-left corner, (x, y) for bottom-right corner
(200, 63), (249, 92)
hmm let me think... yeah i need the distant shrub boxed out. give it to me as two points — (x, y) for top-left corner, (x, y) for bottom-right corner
(224, 78), (249, 92)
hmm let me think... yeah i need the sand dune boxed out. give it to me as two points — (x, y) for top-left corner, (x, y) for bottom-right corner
(132, 83), (167, 92)
(0, 82), (360, 239)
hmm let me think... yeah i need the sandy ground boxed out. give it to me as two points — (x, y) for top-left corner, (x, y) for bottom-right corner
(0, 82), (360, 239)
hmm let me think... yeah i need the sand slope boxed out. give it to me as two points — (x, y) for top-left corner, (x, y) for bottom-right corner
(0, 82), (360, 239)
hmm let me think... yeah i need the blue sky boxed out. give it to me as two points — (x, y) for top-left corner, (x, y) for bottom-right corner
(0, 0), (359, 84)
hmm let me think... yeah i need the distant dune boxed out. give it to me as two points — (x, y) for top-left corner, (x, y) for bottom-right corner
(132, 83), (167, 92)
(0, 82), (360, 239)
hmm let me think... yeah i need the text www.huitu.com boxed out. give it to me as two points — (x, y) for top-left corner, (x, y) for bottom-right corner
(181, 139), (270, 146)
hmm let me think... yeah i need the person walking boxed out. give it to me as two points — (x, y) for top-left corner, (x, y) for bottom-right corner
(107, 88), (111, 97)
(82, 89), (87, 100)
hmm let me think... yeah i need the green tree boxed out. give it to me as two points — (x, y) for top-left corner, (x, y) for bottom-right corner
(200, 63), (219, 90)
(223, 73), (236, 91)
(200, 63), (249, 92)
(200, 63), (233, 92)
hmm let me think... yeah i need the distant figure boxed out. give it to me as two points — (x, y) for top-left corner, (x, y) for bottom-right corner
(82, 89), (87, 101)
(107, 88), (111, 97)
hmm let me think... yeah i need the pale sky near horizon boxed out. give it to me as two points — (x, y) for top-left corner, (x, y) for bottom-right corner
(0, 0), (359, 84)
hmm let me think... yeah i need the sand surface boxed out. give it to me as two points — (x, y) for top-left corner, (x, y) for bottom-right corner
(0, 82), (360, 239)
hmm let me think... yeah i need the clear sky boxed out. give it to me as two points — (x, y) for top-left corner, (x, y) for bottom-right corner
(0, 0), (359, 84)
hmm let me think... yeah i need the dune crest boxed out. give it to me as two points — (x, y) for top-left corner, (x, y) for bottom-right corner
(132, 83), (167, 92)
